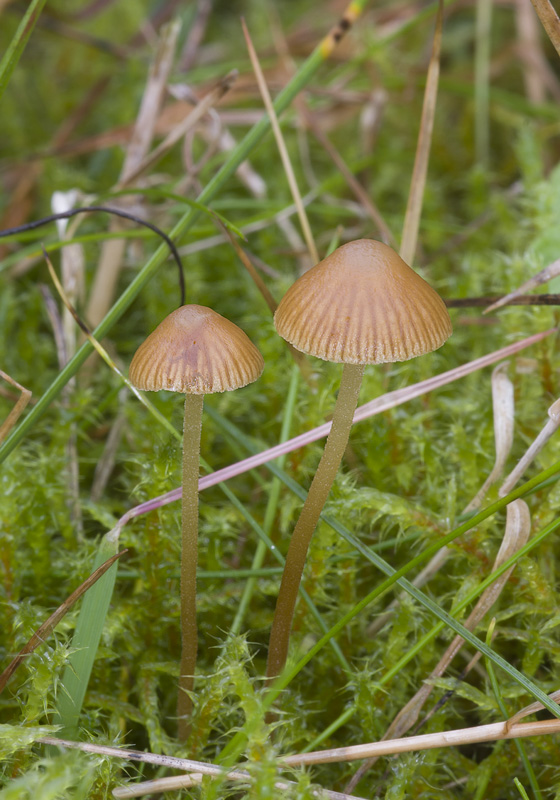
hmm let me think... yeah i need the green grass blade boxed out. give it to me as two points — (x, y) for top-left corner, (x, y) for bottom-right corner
(53, 533), (119, 738)
(0, 0), (48, 102)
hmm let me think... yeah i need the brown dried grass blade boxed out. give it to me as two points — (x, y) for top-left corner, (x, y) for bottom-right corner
(119, 70), (238, 188)
(463, 362), (515, 513)
(499, 396), (560, 496)
(0, 550), (126, 693)
(506, 688), (560, 730)
(529, 0), (560, 58)
(400, 0), (443, 266)
(242, 18), (319, 264)
(0, 370), (31, 445)
(298, 103), (394, 245)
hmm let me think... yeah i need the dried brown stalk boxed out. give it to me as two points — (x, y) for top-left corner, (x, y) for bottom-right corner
(529, 0), (560, 58)
(400, 0), (443, 265)
(0, 370), (31, 445)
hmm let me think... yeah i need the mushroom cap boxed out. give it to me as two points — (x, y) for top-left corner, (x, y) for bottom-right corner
(274, 239), (452, 365)
(129, 304), (264, 394)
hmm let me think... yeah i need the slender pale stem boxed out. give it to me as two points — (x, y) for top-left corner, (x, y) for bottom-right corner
(177, 393), (204, 740)
(266, 362), (365, 680)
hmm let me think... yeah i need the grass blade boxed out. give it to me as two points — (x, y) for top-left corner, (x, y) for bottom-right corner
(53, 533), (120, 738)
(0, 0), (48, 102)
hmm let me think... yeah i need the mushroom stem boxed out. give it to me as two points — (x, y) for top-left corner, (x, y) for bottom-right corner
(266, 362), (365, 680)
(177, 392), (204, 740)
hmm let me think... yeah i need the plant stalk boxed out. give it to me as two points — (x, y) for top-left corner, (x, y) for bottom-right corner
(177, 393), (204, 739)
(266, 362), (365, 679)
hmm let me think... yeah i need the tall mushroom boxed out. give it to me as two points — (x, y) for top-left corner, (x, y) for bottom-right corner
(129, 304), (264, 737)
(267, 239), (452, 679)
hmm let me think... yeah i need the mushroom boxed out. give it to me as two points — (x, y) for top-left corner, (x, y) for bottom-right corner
(129, 304), (264, 737)
(267, 239), (452, 679)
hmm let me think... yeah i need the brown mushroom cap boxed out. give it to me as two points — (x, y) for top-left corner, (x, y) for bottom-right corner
(274, 239), (452, 365)
(129, 304), (264, 394)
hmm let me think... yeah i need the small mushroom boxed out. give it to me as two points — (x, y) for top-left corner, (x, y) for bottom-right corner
(267, 239), (452, 679)
(129, 304), (264, 737)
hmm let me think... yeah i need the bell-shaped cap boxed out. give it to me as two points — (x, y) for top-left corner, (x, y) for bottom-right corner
(129, 304), (264, 394)
(274, 239), (452, 364)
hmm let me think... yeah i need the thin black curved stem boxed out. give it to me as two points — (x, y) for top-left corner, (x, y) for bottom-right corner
(0, 205), (185, 306)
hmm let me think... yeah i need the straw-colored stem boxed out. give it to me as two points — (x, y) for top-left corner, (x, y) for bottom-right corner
(177, 393), (204, 739)
(266, 362), (365, 680)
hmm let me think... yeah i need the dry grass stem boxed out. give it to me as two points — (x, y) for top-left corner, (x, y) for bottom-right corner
(281, 717), (560, 766)
(112, 771), (362, 799)
(448, 294), (560, 307)
(112, 773), (203, 798)
(516, 0), (548, 103)
(506, 688), (560, 729)
(0, 369), (31, 445)
(0, 551), (126, 693)
(119, 70), (238, 188)
(483, 257), (560, 313)
(300, 105), (395, 246)
(37, 738), (368, 800)
(529, 0), (560, 58)
(463, 362), (514, 513)
(400, 0), (443, 266)
(242, 18), (319, 264)
(179, 0), (212, 71)
(43, 250), (160, 418)
(499, 396), (560, 496)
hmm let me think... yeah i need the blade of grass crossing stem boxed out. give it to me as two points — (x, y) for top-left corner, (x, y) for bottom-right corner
(0, 0), (369, 465)
(400, 0), (443, 265)
(0, 0), (48, 102)
(485, 621), (543, 800)
(230, 366), (300, 636)
(54, 533), (119, 738)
